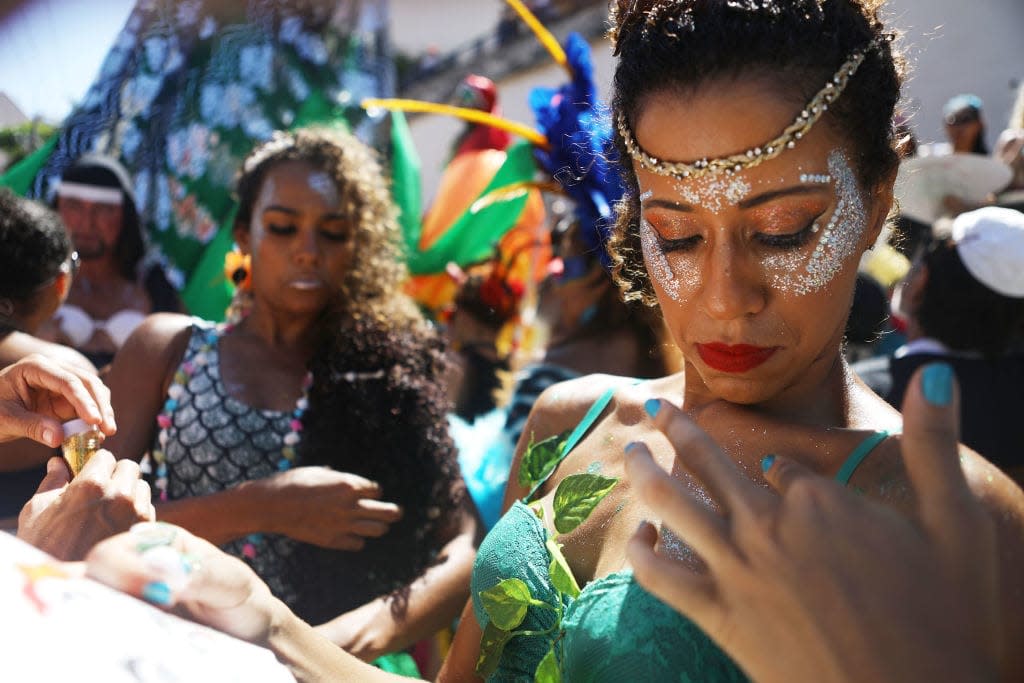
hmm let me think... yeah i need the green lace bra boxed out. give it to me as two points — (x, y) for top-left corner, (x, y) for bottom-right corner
(470, 385), (892, 681)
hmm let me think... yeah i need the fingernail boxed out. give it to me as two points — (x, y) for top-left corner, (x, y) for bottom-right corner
(761, 454), (776, 474)
(922, 363), (953, 406)
(141, 545), (193, 591)
(142, 581), (173, 606)
(644, 399), (660, 419)
(42, 428), (55, 446)
(624, 441), (643, 456)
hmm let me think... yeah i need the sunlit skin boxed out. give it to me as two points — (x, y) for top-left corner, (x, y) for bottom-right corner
(437, 75), (1024, 680)
(235, 161), (355, 327)
(634, 77), (889, 415)
(57, 197), (123, 261)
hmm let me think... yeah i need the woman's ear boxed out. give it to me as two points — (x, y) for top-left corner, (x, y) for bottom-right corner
(863, 172), (897, 250)
(233, 222), (251, 254)
(54, 271), (72, 301)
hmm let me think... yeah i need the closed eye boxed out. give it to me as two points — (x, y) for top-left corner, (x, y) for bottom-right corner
(655, 232), (702, 253)
(320, 229), (352, 243)
(268, 223), (297, 235)
(755, 220), (818, 250)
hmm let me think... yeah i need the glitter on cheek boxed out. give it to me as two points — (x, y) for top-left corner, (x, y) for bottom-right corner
(640, 217), (702, 302)
(307, 171), (338, 204)
(760, 150), (867, 296)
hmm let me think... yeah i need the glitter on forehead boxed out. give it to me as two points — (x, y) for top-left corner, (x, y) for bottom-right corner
(763, 150), (866, 296)
(672, 176), (753, 214)
(307, 171), (337, 203)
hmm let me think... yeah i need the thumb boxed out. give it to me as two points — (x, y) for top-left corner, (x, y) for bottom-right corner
(35, 457), (72, 495)
(0, 403), (63, 448)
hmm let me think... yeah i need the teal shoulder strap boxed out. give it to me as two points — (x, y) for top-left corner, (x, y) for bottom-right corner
(835, 429), (899, 485)
(525, 381), (641, 501)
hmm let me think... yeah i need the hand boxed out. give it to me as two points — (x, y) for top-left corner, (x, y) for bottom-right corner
(249, 466), (403, 550)
(17, 452), (156, 560)
(85, 522), (283, 645)
(0, 354), (116, 448)
(626, 363), (1000, 683)
(315, 601), (390, 662)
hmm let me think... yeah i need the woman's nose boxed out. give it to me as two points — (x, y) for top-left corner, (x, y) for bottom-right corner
(292, 228), (319, 264)
(699, 244), (766, 321)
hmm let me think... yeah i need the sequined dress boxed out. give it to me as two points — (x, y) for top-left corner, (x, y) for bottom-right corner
(150, 323), (329, 619)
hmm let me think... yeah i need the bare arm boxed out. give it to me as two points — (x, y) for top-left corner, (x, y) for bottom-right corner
(314, 499), (480, 660)
(102, 312), (193, 463)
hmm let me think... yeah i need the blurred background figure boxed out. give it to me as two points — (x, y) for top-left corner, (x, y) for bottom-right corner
(47, 155), (179, 368)
(843, 272), (892, 364)
(995, 83), (1024, 204)
(854, 207), (1024, 484)
(0, 188), (95, 521)
(943, 93), (988, 155)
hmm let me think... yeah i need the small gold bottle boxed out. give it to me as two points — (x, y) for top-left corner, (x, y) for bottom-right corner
(61, 419), (105, 477)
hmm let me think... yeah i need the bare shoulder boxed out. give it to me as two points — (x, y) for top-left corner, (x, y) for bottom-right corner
(525, 373), (649, 441)
(960, 446), (1024, 524)
(0, 332), (96, 375)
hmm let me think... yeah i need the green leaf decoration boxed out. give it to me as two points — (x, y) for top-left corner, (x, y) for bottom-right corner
(553, 473), (619, 534)
(535, 645), (562, 683)
(518, 431), (571, 489)
(475, 621), (514, 679)
(546, 538), (581, 599)
(480, 578), (535, 631)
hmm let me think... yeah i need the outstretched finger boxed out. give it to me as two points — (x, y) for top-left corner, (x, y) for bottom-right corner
(356, 498), (403, 522)
(761, 453), (836, 498)
(625, 441), (733, 565)
(627, 521), (718, 632)
(899, 363), (971, 523)
(0, 402), (64, 448)
(647, 399), (771, 514)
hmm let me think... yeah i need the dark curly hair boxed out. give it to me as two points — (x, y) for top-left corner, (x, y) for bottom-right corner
(0, 188), (72, 310)
(606, 0), (904, 306)
(235, 128), (465, 619)
(916, 239), (1024, 358)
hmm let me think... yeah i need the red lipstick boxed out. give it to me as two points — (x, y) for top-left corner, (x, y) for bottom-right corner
(695, 343), (778, 373)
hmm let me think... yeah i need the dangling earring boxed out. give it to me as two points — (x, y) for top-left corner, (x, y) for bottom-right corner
(224, 247), (253, 325)
(224, 248), (252, 291)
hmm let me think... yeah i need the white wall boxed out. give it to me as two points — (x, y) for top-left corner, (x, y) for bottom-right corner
(882, 0), (1024, 148)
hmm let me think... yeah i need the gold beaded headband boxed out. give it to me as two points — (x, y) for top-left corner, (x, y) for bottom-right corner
(616, 39), (880, 179)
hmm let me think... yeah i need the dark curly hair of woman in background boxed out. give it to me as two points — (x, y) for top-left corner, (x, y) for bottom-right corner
(234, 128), (466, 621)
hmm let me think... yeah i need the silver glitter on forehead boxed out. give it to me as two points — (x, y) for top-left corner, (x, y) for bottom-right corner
(762, 150), (866, 296)
(307, 171), (337, 203)
(672, 176), (753, 214)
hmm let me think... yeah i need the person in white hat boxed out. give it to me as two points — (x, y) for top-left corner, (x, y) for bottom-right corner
(855, 206), (1024, 483)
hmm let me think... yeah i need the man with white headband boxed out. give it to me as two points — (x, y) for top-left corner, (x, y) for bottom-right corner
(855, 206), (1024, 482)
(49, 155), (179, 368)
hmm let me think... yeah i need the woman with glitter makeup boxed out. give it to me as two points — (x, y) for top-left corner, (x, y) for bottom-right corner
(78, 2), (1024, 681)
(100, 128), (478, 673)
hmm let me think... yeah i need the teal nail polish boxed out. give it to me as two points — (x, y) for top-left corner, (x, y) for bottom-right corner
(644, 399), (660, 419)
(142, 581), (173, 606)
(624, 441), (643, 456)
(761, 454), (776, 473)
(922, 363), (953, 406)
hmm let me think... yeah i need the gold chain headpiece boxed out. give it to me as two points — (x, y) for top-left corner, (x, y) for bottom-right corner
(617, 39), (880, 179)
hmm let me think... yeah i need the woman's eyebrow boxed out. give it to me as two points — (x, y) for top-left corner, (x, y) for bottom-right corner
(641, 198), (696, 213)
(738, 185), (828, 209)
(262, 205), (299, 215)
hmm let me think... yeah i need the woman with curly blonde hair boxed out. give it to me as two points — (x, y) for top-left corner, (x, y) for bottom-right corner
(103, 128), (477, 672)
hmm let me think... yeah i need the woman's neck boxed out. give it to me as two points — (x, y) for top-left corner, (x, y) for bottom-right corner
(682, 351), (855, 428)
(238, 306), (321, 359)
